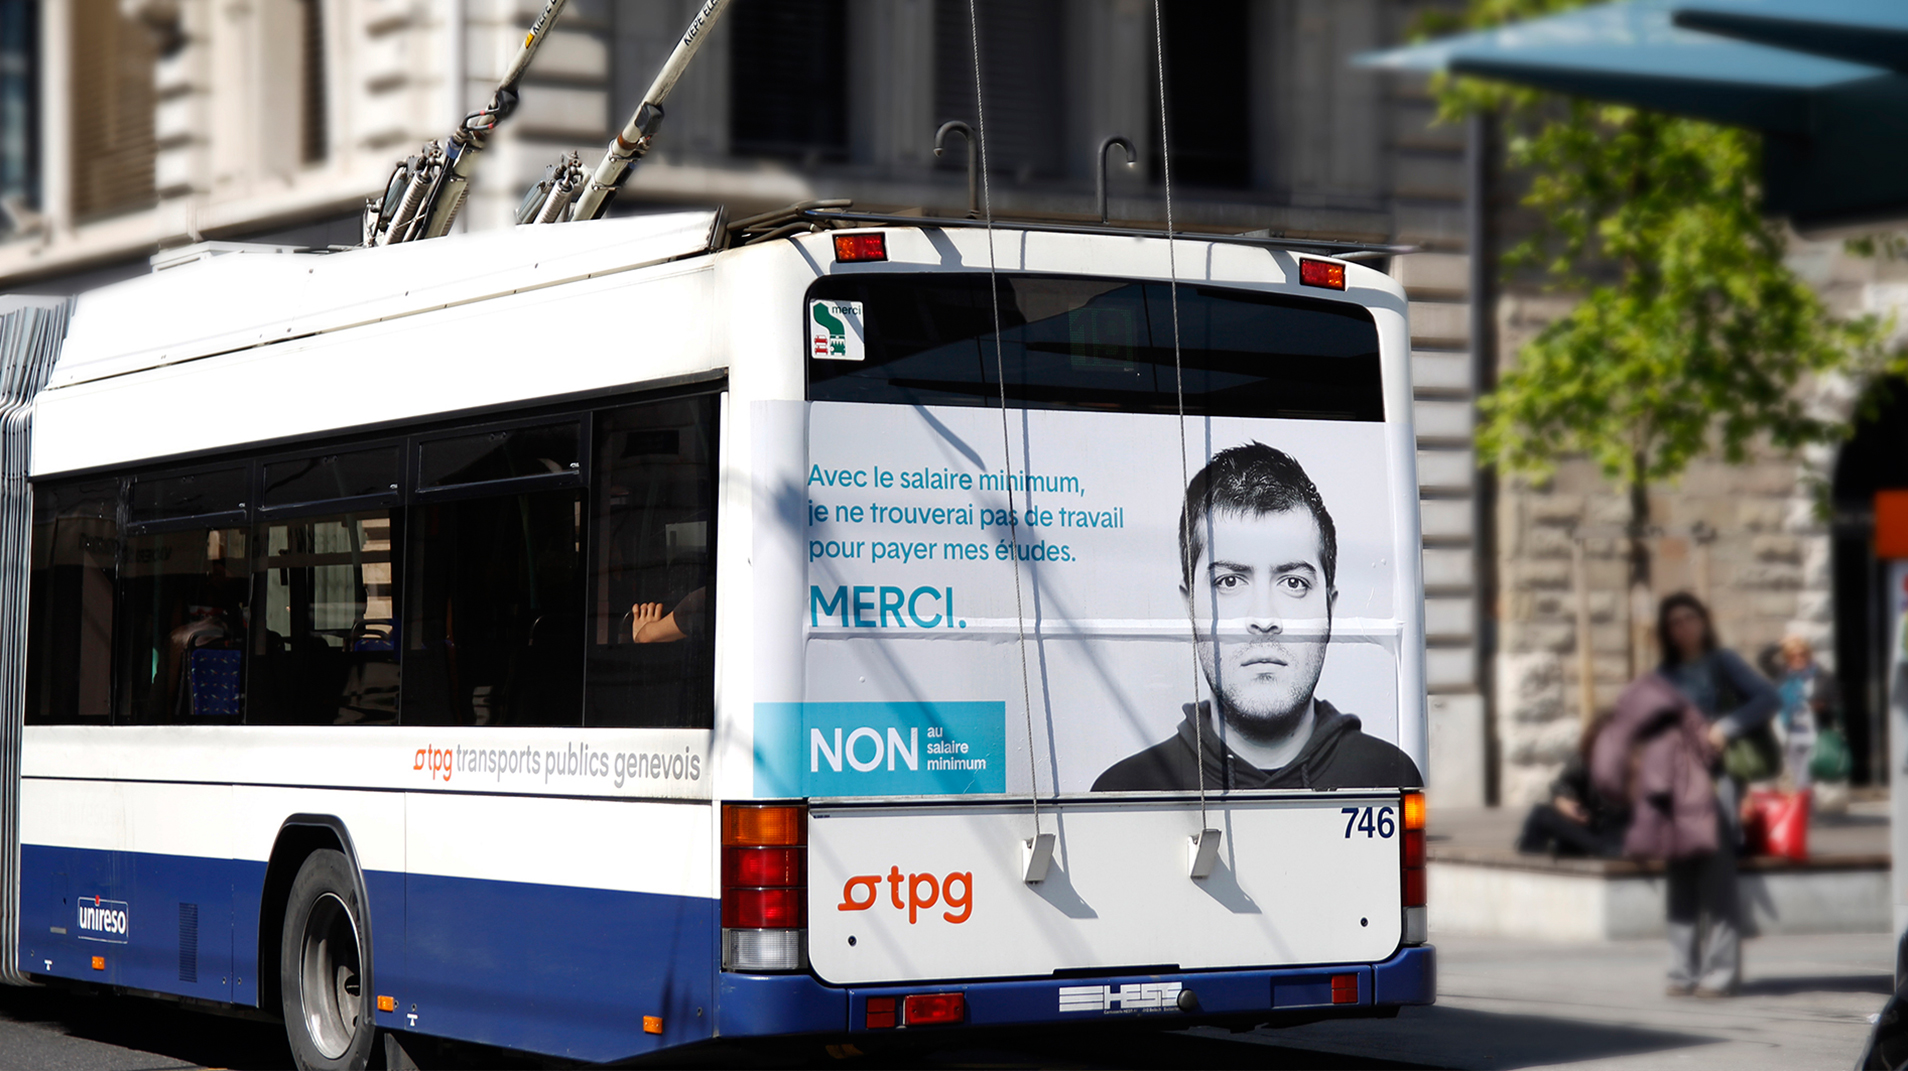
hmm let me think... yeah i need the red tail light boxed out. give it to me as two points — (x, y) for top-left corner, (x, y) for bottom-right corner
(722, 886), (805, 929)
(1330, 974), (1358, 1005)
(722, 804), (807, 971)
(834, 232), (887, 262)
(1402, 791), (1426, 908)
(903, 992), (966, 1026)
(1299, 258), (1346, 290)
(723, 846), (805, 887)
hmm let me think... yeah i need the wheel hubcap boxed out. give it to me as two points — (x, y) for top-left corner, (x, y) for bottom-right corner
(299, 892), (362, 1059)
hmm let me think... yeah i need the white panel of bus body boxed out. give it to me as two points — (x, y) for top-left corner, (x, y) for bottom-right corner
(23, 726), (713, 800)
(31, 262), (715, 478)
(712, 226), (1426, 794)
(807, 796), (1404, 984)
(19, 777), (714, 901)
(404, 792), (713, 897)
(51, 213), (718, 390)
(21, 779), (406, 874)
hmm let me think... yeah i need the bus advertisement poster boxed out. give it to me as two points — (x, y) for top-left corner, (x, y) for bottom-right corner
(754, 400), (1423, 798)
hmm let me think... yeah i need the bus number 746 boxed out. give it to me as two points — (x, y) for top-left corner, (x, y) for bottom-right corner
(1342, 806), (1396, 839)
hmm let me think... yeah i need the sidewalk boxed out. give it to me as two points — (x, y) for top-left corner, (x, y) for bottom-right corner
(1199, 930), (1890, 1069)
(1429, 797), (1890, 861)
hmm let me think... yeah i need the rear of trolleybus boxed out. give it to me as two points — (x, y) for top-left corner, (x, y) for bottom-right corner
(719, 224), (1432, 1039)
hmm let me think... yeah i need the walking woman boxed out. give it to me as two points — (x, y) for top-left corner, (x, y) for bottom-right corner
(1656, 592), (1779, 996)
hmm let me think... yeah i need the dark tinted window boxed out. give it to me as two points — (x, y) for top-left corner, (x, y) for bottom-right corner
(1155, 0), (1250, 189)
(130, 466), (247, 523)
(25, 479), (118, 725)
(806, 274), (1383, 420)
(729, 0), (846, 161)
(116, 523), (250, 724)
(418, 423), (580, 488)
(250, 511), (400, 725)
(263, 447), (401, 507)
(585, 397), (717, 728)
(403, 488), (584, 726)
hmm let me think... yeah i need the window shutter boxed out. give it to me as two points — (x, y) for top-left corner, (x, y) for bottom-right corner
(70, 0), (156, 219)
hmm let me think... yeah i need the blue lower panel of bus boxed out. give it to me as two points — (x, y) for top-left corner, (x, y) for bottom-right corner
(19, 845), (719, 1064)
(716, 944), (1434, 1037)
(18, 844), (264, 1004)
(390, 870), (715, 1062)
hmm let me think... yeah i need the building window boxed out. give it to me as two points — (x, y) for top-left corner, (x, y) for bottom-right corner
(71, 0), (156, 219)
(729, 0), (848, 162)
(300, 0), (327, 164)
(933, 0), (1063, 181)
(0, 0), (36, 227)
(1154, 0), (1250, 190)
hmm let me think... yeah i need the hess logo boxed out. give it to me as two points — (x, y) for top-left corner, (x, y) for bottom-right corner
(838, 867), (973, 924)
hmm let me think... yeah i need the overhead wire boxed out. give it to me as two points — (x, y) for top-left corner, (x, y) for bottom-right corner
(1152, 0), (1208, 832)
(965, 0), (1044, 844)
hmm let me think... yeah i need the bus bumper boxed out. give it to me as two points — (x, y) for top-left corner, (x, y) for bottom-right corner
(716, 944), (1434, 1038)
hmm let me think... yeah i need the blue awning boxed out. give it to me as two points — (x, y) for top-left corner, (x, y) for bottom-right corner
(1359, 0), (1908, 227)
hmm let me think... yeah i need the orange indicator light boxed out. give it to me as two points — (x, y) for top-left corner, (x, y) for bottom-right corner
(377, 995), (397, 1012)
(723, 805), (806, 846)
(643, 1016), (664, 1035)
(90, 956), (104, 970)
(1403, 791), (1426, 831)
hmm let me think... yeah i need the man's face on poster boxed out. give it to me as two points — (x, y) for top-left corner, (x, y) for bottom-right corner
(1185, 507), (1335, 742)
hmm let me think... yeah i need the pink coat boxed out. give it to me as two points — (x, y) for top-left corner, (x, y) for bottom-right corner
(1591, 673), (1719, 861)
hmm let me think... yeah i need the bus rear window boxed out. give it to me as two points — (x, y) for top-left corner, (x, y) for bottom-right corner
(805, 274), (1383, 420)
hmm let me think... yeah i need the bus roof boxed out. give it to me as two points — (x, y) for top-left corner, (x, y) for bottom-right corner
(50, 207), (1404, 395)
(52, 211), (722, 391)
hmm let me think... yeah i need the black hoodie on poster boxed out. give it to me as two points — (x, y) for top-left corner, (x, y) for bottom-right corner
(1091, 700), (1423, 792)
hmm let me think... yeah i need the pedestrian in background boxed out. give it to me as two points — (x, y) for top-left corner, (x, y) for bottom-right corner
(1653, 592), (1779, 997)
(1517, 711), (1626, 857)
(1775, 635), (1839, 790)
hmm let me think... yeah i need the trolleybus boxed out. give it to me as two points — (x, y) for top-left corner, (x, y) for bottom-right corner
(1, 205), (1432, 1067)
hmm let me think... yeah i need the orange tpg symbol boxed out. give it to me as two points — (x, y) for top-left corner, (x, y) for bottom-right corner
(838, 867), (973, 923)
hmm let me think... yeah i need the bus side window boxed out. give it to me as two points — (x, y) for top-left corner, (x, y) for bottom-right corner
(249, 511), (401, 726)
(116, 529), (251, 725)
(584, 396), (717, 729)
(402, 488), (585, 727)
(26, 479), (120, 725)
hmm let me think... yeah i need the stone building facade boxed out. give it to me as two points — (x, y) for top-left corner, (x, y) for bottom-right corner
(1489, 243), (1908, 805)
(1, 0), (1502, 801)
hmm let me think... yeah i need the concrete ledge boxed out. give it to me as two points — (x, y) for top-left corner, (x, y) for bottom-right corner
(1430, 857), (1889, 941)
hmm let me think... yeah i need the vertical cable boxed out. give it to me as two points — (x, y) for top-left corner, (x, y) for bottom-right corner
(1153, 0), (1205, 831)
(966, 0), (1041, 836)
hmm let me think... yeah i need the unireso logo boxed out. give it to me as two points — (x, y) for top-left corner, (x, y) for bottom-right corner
(76, 895), (129, 944)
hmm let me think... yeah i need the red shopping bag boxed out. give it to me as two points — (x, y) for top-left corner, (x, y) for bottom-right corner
(1742, 788), (1811, 860)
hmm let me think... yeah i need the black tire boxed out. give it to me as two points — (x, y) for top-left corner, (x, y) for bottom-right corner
(280, 849), (376, 1071)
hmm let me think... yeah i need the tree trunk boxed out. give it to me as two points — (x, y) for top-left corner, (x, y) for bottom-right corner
(1626, 451), (1653, 678)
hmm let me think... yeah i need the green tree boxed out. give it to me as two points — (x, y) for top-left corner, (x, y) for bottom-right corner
(1431, 1), (1886, 664)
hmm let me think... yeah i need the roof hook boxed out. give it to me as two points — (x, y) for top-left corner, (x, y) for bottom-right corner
(935, 121), (979, 219)
(1097, 135), (1135, 224)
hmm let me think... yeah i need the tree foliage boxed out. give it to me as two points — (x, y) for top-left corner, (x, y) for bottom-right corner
(1428, 2), (1887, 524)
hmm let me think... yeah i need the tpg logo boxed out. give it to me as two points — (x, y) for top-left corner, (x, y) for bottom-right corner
(76, 895), (129, 944)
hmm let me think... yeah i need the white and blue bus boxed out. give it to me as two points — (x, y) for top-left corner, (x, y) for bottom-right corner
(0, 205), (1431, 1068)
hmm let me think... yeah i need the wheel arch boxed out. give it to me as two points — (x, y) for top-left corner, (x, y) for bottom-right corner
(257, 815), (377, 1022)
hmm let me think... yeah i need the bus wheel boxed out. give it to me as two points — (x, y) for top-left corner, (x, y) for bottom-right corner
(280, 849), (375, 1071)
